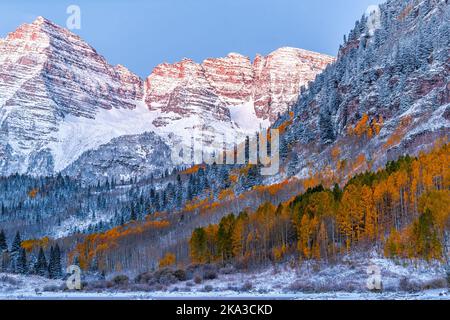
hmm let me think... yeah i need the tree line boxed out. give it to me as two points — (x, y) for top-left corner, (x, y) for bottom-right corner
(0, 230), (62, 278)
(189, 143), (449, 266)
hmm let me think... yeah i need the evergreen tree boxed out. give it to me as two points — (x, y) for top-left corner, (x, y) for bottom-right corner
(187, 183), (193, 201)
(332, 183), (343, 201)
(279, 134), (289, 160)
(48, 246), (54, 275)
(319, 111), (335, 143)
(288, 152), (300, 176)
(17, 248), (27, 274)
(219, 166), (230, 189)
(1, 251), (10, 273)
(54, 244), (62, 278)
(10, 231), (21, 254)
(48, 245), (62, 279)
(154, 193), (160, 212)
(35, 247), (48, 277)
(242, 165), (261, 190)
(9, 231), (22, 273)
(244, 136), (250, 163)
(130, 205), (137, 221)
(0, 230), (7, 252)
(176, 175), (183, 207)
(162, 191), (167, 209)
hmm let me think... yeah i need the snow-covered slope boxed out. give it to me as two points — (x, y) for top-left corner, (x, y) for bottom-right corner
(0, 17), (333, 180)
(0, 17), (144, 176)
(62, 132), (172, 183)
(278, 0), (450, 181)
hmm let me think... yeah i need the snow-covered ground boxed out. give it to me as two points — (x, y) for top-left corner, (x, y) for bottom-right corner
(2, 289), (449, 300)
(1, 256), (449, 300)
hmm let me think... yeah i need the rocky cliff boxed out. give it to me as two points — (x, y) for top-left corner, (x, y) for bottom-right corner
(0, 17), (333, 180)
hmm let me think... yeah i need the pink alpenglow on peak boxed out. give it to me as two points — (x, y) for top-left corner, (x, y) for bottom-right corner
(0, 17), (147, 175)
(144, 47), (335, 124)
(252, 47), (335, 121)
(0, 17), (334, 177)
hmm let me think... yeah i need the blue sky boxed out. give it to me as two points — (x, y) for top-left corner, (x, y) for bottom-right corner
(0, 0), (384, 78)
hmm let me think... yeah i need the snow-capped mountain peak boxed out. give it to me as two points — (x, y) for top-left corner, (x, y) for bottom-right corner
(0, 17), (333, 180)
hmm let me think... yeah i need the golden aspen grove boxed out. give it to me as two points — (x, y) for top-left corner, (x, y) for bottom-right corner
(189, 143), (450, 266)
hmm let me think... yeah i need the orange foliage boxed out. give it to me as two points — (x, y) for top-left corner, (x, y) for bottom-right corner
(183, 197), (210, 212)
(28, 188), (39, 199)
(181, 164), (206, 175)
(159, 252), (176, 268)
(229, 174), (238, 184)
(352, 153), (367, 172)
(182, 143), (449, 266)
(331, 146), (341, 163)
(278, 112), (294, 134)
(253, 180), (290, 196)
(347, 113), (383, 140)
(69, 219), (170, 270)
(218, 188), (234, 201)
(21, 237), (51, 253)
(302, 173), (320, 191)
(384, 115), (412, 149)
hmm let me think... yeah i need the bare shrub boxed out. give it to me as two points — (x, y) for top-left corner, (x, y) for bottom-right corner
(203, 270), (217, 280)
(42, 285), (60, 292)
(422, 278), (447, 290)
(287, 280), (315, 293)
(287, 279), (360, 293)
(240, 281), (253, 292)
(203, 285), (213, 292)
(137, 268), (180, 286)
(86, 280), (110, 290)
(173, 269), (187, 281)
(194, 275), (202, 284)
(219, 265), (235, 275)
(112, 275), (129, 286)
(186, 264), (202, 279)
(399, 277), (421, 292)
(159, 273), (178, 285)
(202, 264), (218, 280)
(149, 283), (166, 292)
(134, 272), (153, 284)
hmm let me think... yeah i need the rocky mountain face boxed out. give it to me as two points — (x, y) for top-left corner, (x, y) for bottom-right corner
(279, 0), (449, 180)
(62, 132), (172, 183)
(146, 48), (334, 124)
(252, 47), (333, 121)
(0, 17), (333, 181)
(0, 17), (143, 177)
